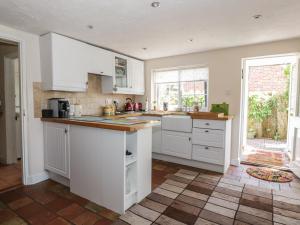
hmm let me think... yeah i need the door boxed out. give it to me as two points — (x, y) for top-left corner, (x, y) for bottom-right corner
(129, 59), (145, 95)
(44, 122), (70, 178)
(162, 130), (192, 159)
(4, 56), (20, 164)
(288, 55), (300, 162)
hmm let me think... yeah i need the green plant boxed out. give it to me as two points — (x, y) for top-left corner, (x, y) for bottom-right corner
(248, 95), (272, 122)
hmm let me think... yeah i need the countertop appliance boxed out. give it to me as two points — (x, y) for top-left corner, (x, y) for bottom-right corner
(124, 98), (134, 111)
(48, 98), (70, 118)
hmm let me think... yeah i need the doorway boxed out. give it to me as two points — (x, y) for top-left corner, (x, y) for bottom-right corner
(0, 39), (22, 191)
(240, 54), (299, 169)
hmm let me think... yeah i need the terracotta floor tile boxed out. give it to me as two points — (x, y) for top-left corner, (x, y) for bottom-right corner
(273, 195), (300, 205)
(46, 217), (71, 225)
(177, 169), (199, 176)
(233, 220), (251, 225)
(194, 177), (219, 185)
(28, 210), (57, 225)
(111, 220), (129, 225)
(191, 181), (215, 190)
(199, 209), (234, 225)
(84, 201), (106, 213)
(57, 203), (85, 220)
(0, 190), (25, 204)
(147, 193), (173, 206)
(140, 198), (167, 213)
(46, 197), (73, 212)
(235, 211), (272, 225)
(174, 172), (196, 180)
(243, 187), (272, 199)
(26, 190), (58, 205)
(0, 216), (28, 225)
(163, 206), (198, 225)
(197, 174), (221, 182)
(176, 194), (206, 208)
(94, 217), (114, 225)
(72, 210), (100, 225)
(129, 204), (160, 221)
(219, 178), (244, 187)
(98, 208), (119, 221)
(8, 196), (33, 210)
(0, 208), (17, 223)
(16, 202), (46, 219)
(218, 182), (243, 192)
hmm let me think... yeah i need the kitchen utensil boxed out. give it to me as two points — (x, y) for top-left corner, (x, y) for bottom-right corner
(124, 98), (134, 111)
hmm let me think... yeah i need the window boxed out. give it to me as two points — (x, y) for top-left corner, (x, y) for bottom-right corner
(152, 67), (209, 111)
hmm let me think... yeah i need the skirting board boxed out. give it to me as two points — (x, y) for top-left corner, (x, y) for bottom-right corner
(48, 172), (70, 187)
(26, 171), (49, 185)
(153, 153), (228, 173)
(230, 158), (240, 166)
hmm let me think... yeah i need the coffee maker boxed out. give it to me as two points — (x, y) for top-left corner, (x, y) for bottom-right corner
(48, 98), (70, 118)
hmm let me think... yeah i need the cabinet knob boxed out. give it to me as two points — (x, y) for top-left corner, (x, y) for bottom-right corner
(205, 146), (209, 150)
(101, 72), (104, 74)
(205, 130), (209, 133)
(64, 128), (68, 134)
(189, 137), (191, 141)
(205, 123), (210, 125)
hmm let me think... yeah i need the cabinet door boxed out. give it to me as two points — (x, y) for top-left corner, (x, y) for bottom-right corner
(85, 45), (114, 76)
(44, 122), (70, 178)
(48, 33), (88, 91)
(162, 131), (192, 159)
(152, 126), (162, 153)
(129, 59), (145, 95)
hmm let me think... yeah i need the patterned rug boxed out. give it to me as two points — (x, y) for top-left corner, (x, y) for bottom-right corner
(112, 168), (299, 225)
(246, 167), (293, 183)
(242, 149), (287, 167)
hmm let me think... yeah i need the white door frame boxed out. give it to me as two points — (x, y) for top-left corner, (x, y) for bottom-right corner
(239, 53), (299, 163)
(0, 33), (29, 185)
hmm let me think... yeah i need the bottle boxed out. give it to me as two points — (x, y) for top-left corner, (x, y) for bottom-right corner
(145, 97), (149, 112)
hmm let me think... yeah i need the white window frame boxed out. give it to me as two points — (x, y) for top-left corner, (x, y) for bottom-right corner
(151, 66), (209, 111)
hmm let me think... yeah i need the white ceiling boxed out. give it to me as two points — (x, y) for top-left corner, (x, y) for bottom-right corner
(0, 0), (300, 60)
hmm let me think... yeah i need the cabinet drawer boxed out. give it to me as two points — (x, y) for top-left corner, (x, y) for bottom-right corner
(162, 115), (192, 132)
(192, 145), (224, 165)
(192, 128), (224, 148)
(193, 119), (225, 130)
(162, 131), (192, 159)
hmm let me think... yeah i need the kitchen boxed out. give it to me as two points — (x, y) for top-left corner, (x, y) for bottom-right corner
(38, 32), (232, 214)
(0, 1), (300, 225)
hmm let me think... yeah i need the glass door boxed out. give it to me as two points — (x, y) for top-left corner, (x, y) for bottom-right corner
(115, 56), (128, 88)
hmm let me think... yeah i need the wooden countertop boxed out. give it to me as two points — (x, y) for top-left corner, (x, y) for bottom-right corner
(41, 117), (159, 132)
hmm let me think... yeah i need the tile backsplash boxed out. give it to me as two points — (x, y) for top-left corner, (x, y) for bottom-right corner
(33, 74), (134, 118)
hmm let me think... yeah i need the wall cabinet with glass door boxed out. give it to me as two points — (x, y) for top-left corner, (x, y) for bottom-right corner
(102, 55), (145, 95)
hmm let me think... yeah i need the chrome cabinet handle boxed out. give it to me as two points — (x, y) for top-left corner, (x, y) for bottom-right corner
(205, 146), (209, 150)
(205, 130), (209, 133)
(64, 128), (68, 134)
(205, 122), (210, 125)
(189, 137), (191, 141)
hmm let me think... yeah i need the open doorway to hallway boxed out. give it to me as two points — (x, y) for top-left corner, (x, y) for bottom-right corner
(241, 54), (298, 169)
(0, 39), (22, 192)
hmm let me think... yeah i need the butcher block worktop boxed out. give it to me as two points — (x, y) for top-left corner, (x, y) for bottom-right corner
(41, 117), (159, 132)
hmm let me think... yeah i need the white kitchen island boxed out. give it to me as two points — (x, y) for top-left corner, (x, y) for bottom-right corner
(42, 118), (154, 214)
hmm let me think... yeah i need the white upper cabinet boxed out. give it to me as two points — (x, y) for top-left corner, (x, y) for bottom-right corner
(102, 55), (145, 95)
(129, 58), (145, 95)
(40, 33), (89, 92)
(85, 44), (114, 76)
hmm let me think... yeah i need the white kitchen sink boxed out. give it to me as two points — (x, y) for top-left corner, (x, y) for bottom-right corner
(162, 115), (192, 132)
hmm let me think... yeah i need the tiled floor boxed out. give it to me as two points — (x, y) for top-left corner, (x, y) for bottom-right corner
(0, 161), (22, 193)
(0, 159), (300, 225)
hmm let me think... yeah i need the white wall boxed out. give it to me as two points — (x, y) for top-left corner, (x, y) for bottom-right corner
(140, 37), (300, 163)
(0, 24), (45, 182)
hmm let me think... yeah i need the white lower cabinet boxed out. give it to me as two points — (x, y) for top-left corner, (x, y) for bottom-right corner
(43, 122), (70, 178)
(162, 130), (192, 159)
(192, 145), (224, 165)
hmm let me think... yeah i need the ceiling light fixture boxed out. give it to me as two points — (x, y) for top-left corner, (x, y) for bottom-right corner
(253, 14), (262, 19)
(151, 2), (160, 8)
(189, 38), (194, 42)
(87, 25), (94, 29)
(142, 47), (147, 50)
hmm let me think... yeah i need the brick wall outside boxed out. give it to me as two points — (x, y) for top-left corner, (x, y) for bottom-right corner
(248, 64), (288, 94)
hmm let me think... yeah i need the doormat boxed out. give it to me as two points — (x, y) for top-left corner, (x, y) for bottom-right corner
(246, 167), (293, 183)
